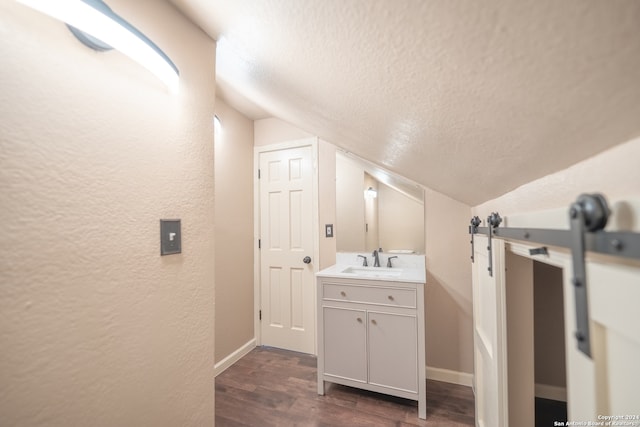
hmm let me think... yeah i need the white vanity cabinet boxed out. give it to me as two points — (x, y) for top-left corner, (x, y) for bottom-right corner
(317, 276), (426, 419)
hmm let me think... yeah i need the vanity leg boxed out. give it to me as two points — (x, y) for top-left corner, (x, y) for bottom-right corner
(317, 378), (325, 395)
(418, 379), (426, 419)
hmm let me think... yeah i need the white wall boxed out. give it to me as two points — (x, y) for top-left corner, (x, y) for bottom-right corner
(0, 1), (216, 425)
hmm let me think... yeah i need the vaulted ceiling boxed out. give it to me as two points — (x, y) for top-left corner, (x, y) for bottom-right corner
(170, 0), (640, 205)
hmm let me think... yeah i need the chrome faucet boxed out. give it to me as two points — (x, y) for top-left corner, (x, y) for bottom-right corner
(372, 250), (380, 267)
(387, 256), (398, 268)
(357, 254), (368, 266)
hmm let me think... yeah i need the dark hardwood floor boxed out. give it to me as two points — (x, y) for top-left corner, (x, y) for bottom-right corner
(215, 346), (475, 426)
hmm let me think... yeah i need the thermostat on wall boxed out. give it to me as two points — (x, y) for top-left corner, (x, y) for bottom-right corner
(160, 219), (181, 255)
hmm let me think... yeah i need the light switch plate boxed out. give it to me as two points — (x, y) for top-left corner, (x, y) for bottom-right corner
(160, 219), (181, 255)
(325, 224), (334, 238)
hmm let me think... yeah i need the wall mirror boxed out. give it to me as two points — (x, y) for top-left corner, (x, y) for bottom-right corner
(336, 151), (425, 254)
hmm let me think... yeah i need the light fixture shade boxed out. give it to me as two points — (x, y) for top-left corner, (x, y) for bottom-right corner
(365, 187), (378, 199)
(17, 0), (180, 91)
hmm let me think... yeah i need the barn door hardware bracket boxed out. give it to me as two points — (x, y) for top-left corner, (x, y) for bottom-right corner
(529, 246), (549, 256)
(569, 193), (610, 358)
(469, 216), (482, 262)
(487, 212), (502, 276)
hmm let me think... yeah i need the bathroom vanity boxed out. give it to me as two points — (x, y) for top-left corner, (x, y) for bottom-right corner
(316, 255), (426, 419)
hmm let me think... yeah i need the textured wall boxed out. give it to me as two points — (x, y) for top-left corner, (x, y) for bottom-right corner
(0, 1), (216, 425)
(254, 118), (313, 147)
(214, 98), (255, 363)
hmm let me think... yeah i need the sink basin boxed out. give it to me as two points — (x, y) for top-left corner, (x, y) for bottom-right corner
(340, 266), (403, 278)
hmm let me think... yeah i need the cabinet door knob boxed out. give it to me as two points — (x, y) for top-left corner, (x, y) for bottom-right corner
(371, 319), (377, 325)
(340, 291), (346, 297)
(388, 295), (394, 301)
(356, 317), (363, 323)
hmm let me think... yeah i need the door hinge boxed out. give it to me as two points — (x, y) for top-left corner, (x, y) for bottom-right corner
(259, 310), (262, 321)
(258, 239), (261, 249)
(258, 168), (261, 179)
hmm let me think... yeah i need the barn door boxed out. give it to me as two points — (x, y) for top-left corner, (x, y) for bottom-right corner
(472, 235), (508, 427)
(565, 258), (640, 420)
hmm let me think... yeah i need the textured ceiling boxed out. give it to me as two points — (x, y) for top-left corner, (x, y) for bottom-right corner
(171, 0), (640, 205)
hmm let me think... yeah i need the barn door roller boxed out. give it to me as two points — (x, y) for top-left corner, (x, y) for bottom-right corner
(469, 216), (481, 262)
(568, 194), (609, 357)
(486, 212), (502, 277)
(467, 193), (640, 359)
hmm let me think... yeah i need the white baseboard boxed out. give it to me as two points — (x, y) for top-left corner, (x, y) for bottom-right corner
(214, 338), (256, 377)
(426, 366), (474, 387)
(535, 383), (567, 402)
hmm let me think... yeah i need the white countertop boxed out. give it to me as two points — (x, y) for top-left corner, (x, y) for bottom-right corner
(316, 263), (426, 284)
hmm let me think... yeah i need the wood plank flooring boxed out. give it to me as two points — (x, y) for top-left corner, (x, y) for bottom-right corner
(215, 346), (475, 426)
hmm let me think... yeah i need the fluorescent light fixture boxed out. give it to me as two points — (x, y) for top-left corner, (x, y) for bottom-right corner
(365, 187), (378, 199)
(17, 0), (179, 91)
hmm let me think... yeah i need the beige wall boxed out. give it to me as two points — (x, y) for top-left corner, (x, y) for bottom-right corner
(364, 173), (379, 252)
(474, 136), (640, 223)
(506, 252), (535, 424)
(335, 152), (366, 251)
(318, 140), (337, 270)
(534, 261), (567, 388)
(254, 117), (313, 146)
(424, 189), (474, 374)
(214, 98), (255, 363)
(0, 2), (216, 426)
(379, 183), (424, 253)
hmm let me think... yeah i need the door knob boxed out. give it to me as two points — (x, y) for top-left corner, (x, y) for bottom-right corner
(303, 256), (312, 264)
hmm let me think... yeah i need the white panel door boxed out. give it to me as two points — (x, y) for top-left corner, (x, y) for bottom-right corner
(565, 258), (640, 421)
(259, 145), (315, 354)
(472, 235), (507, 427)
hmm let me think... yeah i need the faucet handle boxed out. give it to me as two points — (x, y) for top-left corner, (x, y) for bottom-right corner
(387, 256), (398, 268)
(357, 254), (368, 267)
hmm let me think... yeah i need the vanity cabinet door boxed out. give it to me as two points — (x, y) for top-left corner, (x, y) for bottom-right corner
(368, 312), (418, 393)
(323, 306), (367, 383)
